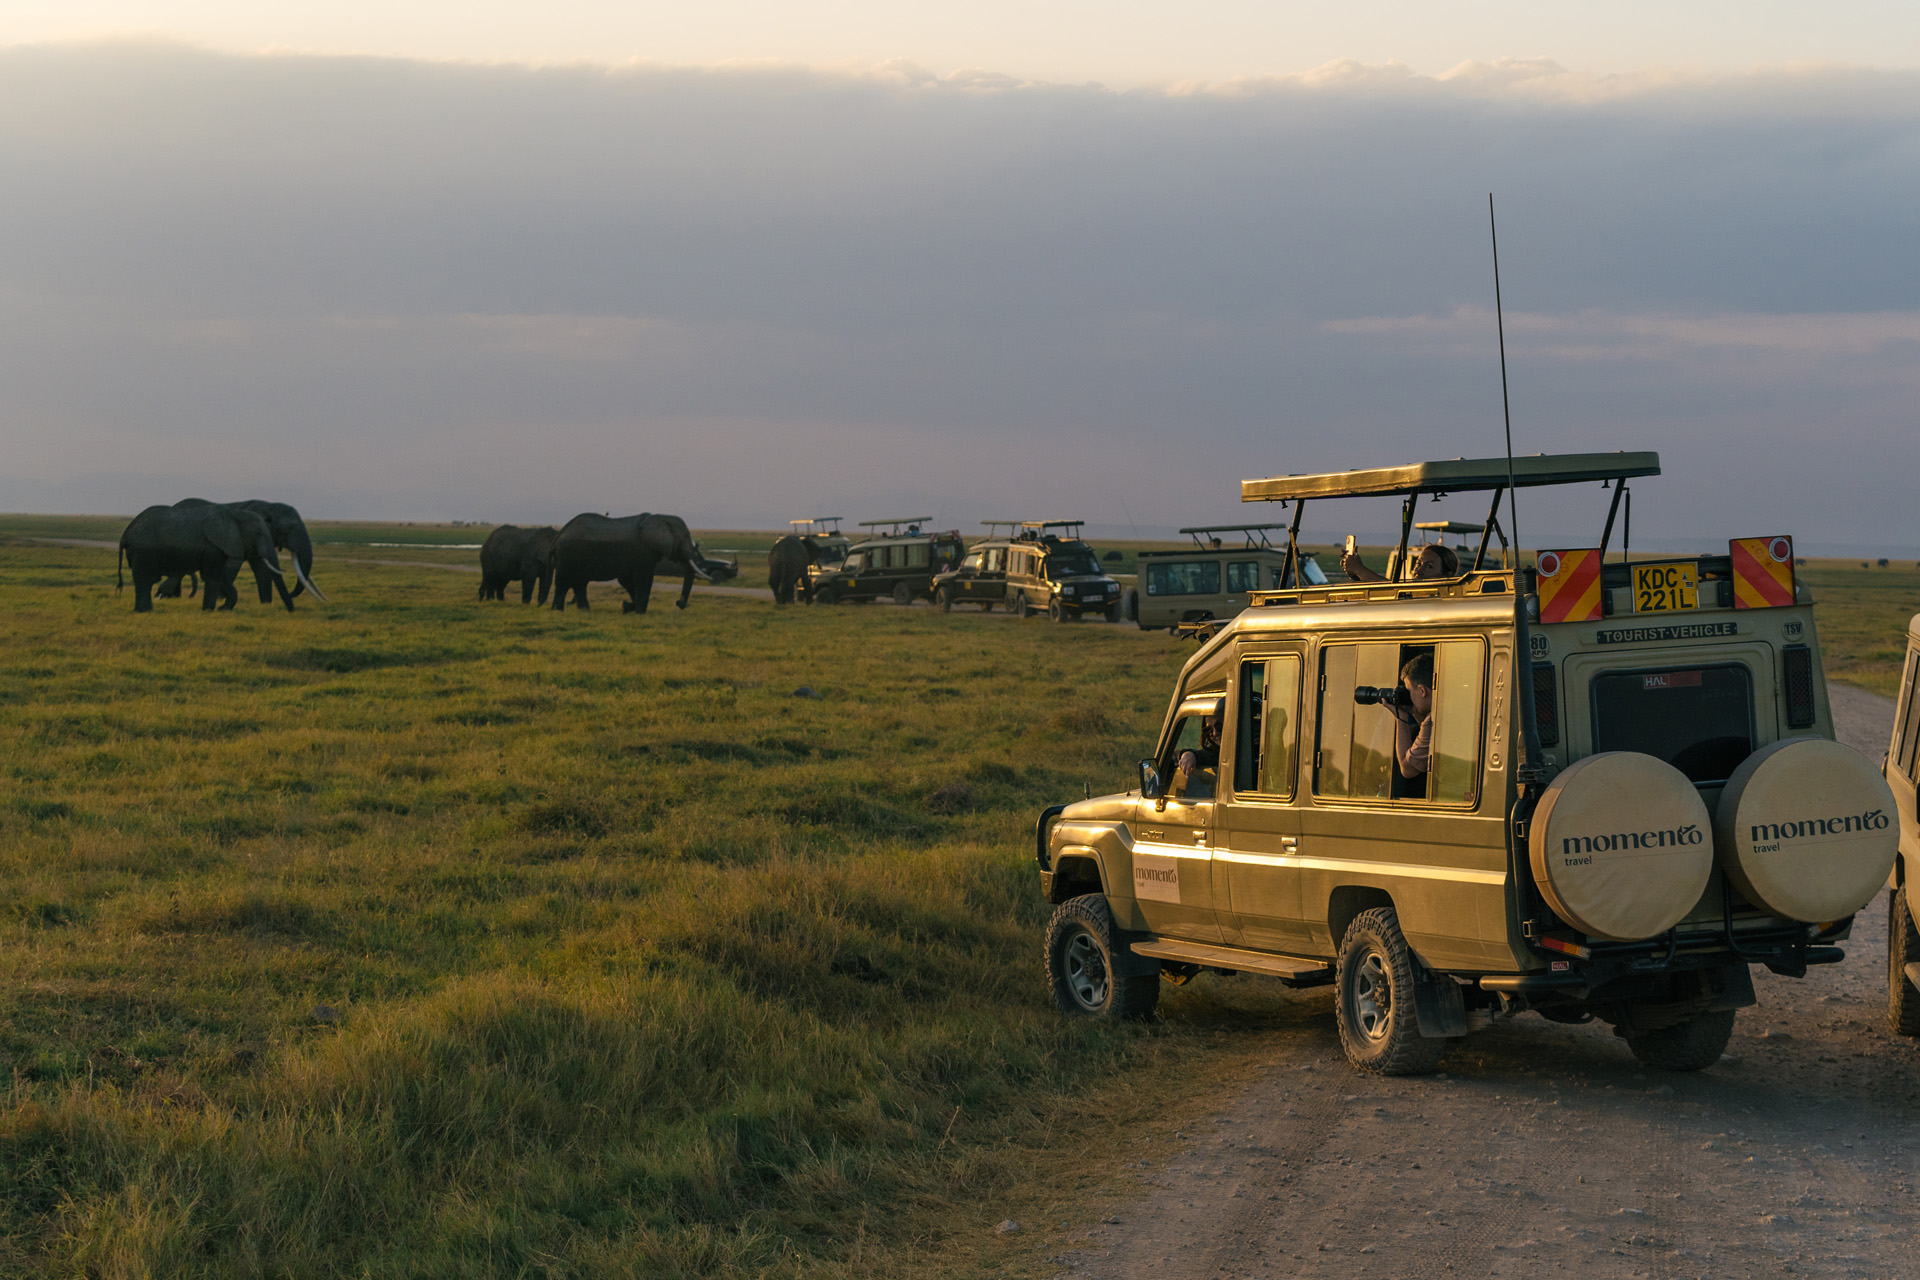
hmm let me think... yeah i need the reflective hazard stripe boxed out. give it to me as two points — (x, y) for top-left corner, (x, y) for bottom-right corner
(1730, 535), (1794, 610)
(1537, 548), (1602, 624)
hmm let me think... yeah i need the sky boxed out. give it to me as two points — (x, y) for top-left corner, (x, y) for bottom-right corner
(1, 8), (1917, 551)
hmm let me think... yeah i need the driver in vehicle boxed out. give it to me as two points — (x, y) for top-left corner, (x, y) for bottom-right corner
(1174, 709), (1223, 799)
(1343, 542), (1459, 583)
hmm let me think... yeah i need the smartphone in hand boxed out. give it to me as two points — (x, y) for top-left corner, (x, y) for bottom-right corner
(1344, 534), (1357, 556)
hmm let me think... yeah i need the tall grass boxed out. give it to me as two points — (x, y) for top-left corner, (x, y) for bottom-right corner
(0, 533), (1297, 1277)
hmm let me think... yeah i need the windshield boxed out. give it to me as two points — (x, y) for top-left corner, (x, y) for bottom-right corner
(1047, 552), (1102, 578)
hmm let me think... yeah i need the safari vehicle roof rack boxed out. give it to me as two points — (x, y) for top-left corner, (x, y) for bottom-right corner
(1242, 450), (1660, 587)
(1415, 520), (1485, 537)
(1020, 520), (1085, 539)
(979, 520), (1024, 538)
(790, 517), (845, 535)
(1178, 523), (1287, 550)
(857, 518), (931, 536)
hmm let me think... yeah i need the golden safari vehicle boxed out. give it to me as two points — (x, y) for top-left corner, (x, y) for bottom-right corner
(1038, 453), (1899, 1074)
(1885, 612), (1920, 1034)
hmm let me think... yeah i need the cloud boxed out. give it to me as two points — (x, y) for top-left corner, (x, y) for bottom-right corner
(0, 42), (1916, 549)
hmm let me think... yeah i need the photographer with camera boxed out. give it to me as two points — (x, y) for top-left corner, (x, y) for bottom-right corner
(1391, 652), (1435, 795)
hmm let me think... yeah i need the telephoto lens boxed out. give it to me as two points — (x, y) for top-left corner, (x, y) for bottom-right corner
(1353, 685), (1412, 708)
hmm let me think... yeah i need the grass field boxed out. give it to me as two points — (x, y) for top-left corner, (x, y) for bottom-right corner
(2, 516), (1914, 1278)
(0, 520), (1310, 1279)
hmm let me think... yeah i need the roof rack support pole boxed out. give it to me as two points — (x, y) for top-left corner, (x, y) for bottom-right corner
(1473, 487), (1506, 572)
(1597, 479), (1627, 560)
(1394, 494), (1418, 581)
(1285, 500), (1306, 588)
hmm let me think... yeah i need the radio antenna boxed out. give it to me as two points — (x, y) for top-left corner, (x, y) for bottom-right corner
(1489, 193), (1520, 561)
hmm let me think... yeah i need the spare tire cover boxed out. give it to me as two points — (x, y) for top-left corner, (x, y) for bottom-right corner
(1529, 752), (1714, 942)
(1713, 737), (1898, 922)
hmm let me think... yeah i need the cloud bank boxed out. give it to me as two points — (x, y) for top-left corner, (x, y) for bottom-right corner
(1, 43), (1916, 548)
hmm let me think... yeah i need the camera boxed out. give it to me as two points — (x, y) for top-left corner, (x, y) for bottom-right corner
(1353, 684), (1412, 709)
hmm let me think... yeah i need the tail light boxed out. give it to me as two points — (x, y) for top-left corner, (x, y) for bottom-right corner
(1532, 662), (1560, 747)
(1783, 645), (1816, 729)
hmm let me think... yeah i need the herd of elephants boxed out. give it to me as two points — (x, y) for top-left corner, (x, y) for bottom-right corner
(113, 500), (801, 614)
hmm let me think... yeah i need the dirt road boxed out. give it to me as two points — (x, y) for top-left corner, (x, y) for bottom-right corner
(1053, 684), (1917, 1280)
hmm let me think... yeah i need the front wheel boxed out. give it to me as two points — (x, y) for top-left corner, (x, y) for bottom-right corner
(1047, 597), (1066, 623)
(1626, 1008), (1736, 1071)
(892, 581), (914, 606)
(1045, 895), (1158, 1020)
(1890, 884), (1920, 1036)
(1105, 602), (1121, 623)
(1013, 592), (1031, 619)
(936, 585), (953, 613)
(1335, 906), (1447, 1075)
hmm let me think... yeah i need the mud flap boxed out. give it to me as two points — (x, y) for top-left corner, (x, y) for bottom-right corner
(1412, 969), (1468, 1038)
(1705, 963), (1757, 1012)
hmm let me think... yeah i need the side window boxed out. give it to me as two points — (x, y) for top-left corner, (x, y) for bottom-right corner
(961, 551), (984, 572)
(1429, 640), (1486, 805)
(1163, 712), (1219, 800)
(907, 543), (929, 568)
(1145, 561), (1223, 596)
(1235, 656), (1301, 798)
(1897, 649), (1920, 779)
(1315, 640), (1483, 804)
(1316, 642), (1402, 799)
(1227, 561), (1261, 593)
(844, 552), (865, 573)
(984, 548), (1006, 573)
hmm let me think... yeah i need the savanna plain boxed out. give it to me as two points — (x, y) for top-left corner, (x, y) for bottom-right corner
(2, 516), (1917, 1279)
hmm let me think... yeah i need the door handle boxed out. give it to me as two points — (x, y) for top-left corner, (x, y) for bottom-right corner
(1193, 830), (1208, 845)
(1280, 836), (1298, 849)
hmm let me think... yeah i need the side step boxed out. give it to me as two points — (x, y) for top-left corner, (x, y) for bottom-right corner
(1131, 937), (1334, 987)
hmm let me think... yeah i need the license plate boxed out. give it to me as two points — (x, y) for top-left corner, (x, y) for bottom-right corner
(1632, 561), (1698, 614)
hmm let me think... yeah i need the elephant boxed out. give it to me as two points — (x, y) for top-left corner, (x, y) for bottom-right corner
(118, 504), (299, 613)
(550, 512), (730, 613)
(156, 498), (324, 603)
(479, 525), (559, 604)
(767, 534), (820, 604)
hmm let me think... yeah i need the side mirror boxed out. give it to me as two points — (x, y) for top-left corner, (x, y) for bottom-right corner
(1139, 759), (1163, 799)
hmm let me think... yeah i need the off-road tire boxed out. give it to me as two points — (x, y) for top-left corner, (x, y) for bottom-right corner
(1045, 895), (1158, 1020)
(1106, 602), (1121, 623)
(937, 586), (953, 613)
(892, 582), (914, 606)
(1890, 884), (1920, 1036)
(1335, 906), (1447, 1075)
(1625, 1008), (1736, 1071)
(1013, 592), (1031, 619)
(1048, 597), (1066, 623)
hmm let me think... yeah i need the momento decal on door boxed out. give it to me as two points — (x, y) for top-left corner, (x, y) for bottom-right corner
(1131, 851), (1183, 903)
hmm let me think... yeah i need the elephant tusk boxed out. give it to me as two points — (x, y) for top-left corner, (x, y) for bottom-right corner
(292, 560), (329, 602)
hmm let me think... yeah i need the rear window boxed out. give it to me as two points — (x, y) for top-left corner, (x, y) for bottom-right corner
(1590, 665), (1754, 784)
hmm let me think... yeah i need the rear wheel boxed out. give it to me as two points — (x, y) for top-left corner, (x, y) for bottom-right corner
(1045, 895), (1158, 1020)
(1890, 884), (1920, 1036)
(1626, 1008), (1736, 1071)
(892, 581), (914, 606)
(1335, 906), (1446, 1075)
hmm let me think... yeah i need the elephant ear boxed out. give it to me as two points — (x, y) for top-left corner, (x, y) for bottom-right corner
(204, 513), (246, 560)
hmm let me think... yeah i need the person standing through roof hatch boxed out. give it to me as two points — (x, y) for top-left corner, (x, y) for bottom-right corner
(1343, 542), (1458, 583)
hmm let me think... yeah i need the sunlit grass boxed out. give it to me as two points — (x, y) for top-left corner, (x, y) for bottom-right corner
(0, 532), (1316, 1277)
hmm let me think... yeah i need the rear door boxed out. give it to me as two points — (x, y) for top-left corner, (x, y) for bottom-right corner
(1219, 649), (1312, 951)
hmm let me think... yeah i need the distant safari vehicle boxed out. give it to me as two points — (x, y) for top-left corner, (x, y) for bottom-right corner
(1885, 612), (1920, 1034)
(810, 519), (965, 605)
(1132, 524), (1328, 631)
(1037, 451), (1898, 1074)
(934, 520), (1123, 621)
(790, 517), (851, 572)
